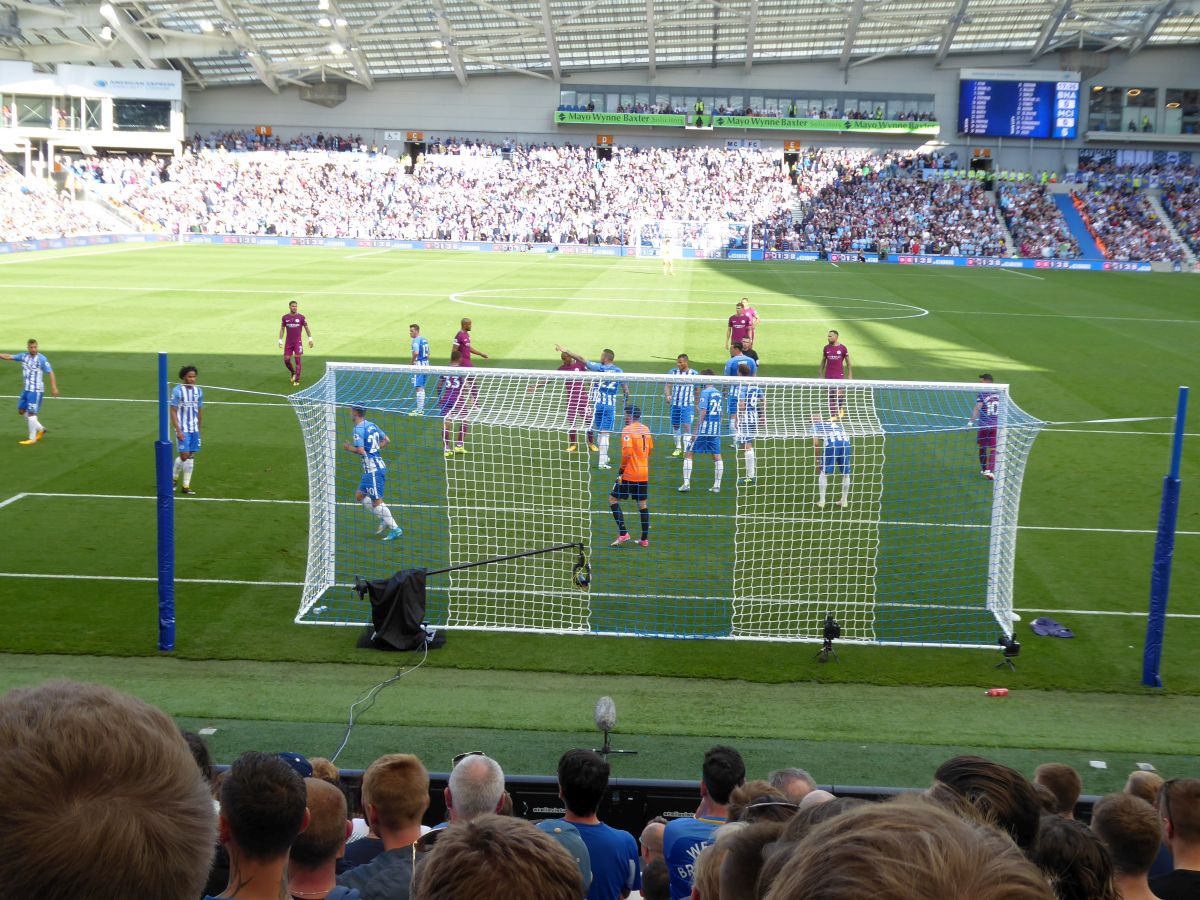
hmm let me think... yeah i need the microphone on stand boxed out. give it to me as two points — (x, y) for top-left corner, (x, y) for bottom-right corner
(593, 696), (637, 758)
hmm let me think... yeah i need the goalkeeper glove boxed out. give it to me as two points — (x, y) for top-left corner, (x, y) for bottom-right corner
(278, 338), (284, 348)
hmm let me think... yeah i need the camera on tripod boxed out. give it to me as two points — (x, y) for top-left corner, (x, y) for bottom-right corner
(816, 613), (842, 663)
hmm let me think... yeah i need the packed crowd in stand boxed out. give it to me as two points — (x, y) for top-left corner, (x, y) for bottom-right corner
(999, 184), (1082, 259)
(0, 159), (117, 241)
(4, 679), (1200, 900)
(1073, 186), (1185, 262)
(1162, 185), (1200, 256)
(191, 130), (375, 153)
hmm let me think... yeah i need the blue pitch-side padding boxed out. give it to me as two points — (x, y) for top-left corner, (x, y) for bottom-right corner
(1143, 386), (1189, 688)
(155, 439), (176, 651)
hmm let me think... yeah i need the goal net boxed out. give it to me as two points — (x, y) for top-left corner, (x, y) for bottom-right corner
(633, 219), (750, 259)
(289, 365), (1042, 647)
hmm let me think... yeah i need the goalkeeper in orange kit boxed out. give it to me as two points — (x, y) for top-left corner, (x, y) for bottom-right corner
(608, 405), (654, 547)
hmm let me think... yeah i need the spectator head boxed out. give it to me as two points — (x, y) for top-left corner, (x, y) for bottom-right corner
(557, 748), (610, 817)
(362, 753), (430, 840)
(308, 756), (340, 784)
(446, 753), (506, 822)
(0, 680), (216, 900)
(931, 755), (1042, 852)
(182, 729), (215, 785)
(640, 816), (667, 863)
(1031, 814), (1117, 900)
(219, 751), (309, 861)
(1034, 763), (1082, 818)
(1124, 770), (1164, 806)
(1031, 782), (1058, 813)
(600, 348), (615, 364)
(702, 745), (747, 806)
(413, 815), (583, 900)
(641, 857), (670, 900)
(1160, 778), (1200, 848)
(763, 798), (1054, 900)
(289, 777), (351, 868)
(719, 821), (788, 900)
(769, 768), (817, 803)
(729, 780), (795, 823)
(1091, 793), (1163, 877)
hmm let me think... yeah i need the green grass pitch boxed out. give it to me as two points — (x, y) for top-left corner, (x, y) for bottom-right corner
(0, 242), (1197, 785)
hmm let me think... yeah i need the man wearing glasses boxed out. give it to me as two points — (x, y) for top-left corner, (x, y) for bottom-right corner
(1150, 778), (1200, 900)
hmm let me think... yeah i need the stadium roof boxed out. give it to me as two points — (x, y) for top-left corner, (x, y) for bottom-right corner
(2, 0), (1198, 91)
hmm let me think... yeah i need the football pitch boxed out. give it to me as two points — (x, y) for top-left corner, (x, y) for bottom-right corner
(0, 242), (1197, 787)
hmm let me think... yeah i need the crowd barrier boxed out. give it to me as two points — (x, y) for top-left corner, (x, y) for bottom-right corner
(0, 231), (1160, 272)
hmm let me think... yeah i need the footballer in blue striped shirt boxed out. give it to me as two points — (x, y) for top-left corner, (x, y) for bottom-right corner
(170, 366), (203, 494)
(343, 405), (403, 541)
(1, 338), (59, 445)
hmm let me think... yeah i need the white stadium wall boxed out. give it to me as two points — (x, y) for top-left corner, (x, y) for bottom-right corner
(185, 47), (1200, 171)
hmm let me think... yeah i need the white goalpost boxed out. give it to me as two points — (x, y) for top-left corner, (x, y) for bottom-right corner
(289, 365), (1042, 647)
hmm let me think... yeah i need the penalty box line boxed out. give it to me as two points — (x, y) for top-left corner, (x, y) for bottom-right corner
(3, 492), (1199, 538)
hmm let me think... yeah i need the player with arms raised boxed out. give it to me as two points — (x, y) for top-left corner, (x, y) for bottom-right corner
(969, 373), (1000, 481)
(170, 365), (202, 494)
(1, 338), (58, 445)
(343, 405), (402, 541)
(609, 405), (654, 547)
(680, 371), (724, 493)
(819, 329), (852, 418)
(278, 300), (313, 386)
(665, 353), (699, 457)
(556, 344), (628, 470)
(409, 323), (430, 415)
(812, 414), (852, 509)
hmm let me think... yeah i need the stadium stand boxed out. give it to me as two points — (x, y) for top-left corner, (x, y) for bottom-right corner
(1162, 185), (1200, 256)
(0, 159), (120, 241)
(1072, 185), (1187, 262)
(998, 184), (1082, 259)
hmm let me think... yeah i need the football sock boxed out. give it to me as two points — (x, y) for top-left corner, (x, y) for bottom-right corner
(610, 502), (626, 534)
(361, 496), (375, 514)
(818, 472), (828, 503)
(293, 357), (302, 380)
(285, 358), (295, 375)
(26, 415), (41, 440)
(460, 423), (469, 443)
(979, 447), (989, 470)
(713, 460), (724, 488)
(681, 459), (693, 486)
(415, 388), (425, 408)
(745, 448), (757, 479)
(672, 427), (682, 449)
(842, 475), (851, 504)
(442, 425), (451, 450)
(374, 504), (397, 529)
(598, 433), (610, 463)
(181, 458), (194, 487)
(173, 457), (183, 479)
(639, 508), (650, 539)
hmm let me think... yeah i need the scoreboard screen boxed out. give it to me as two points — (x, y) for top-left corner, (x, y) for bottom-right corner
(959, 78), (1079, 139)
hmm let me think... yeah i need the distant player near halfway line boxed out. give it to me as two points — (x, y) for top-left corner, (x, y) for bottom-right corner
(660, 234), (675, 276)
(819, 329), (852, 418)
(733, 363), (764, 486)
(665, 353), (699, 457)
(969, 373), (1000, 481)
(556, 344), (628, 470)
(725, 301), (754, 352)
(437, 349), (471, 459)
(342, 405), (402, 541)
(408, 323), (431, 415)
(609, 405), (654, 548)
(170, 365), (202, 495)
(812, 413), (852, 509)
(1, 338), (58, 445)
(680, 371), (724, 494)
(278, 300), (313, 386)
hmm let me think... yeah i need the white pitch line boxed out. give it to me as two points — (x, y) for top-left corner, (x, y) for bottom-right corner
(935, 309), (1200, 325)
(0, 242), (177, 266)
(0, 572), (301, 586)
(0, 394), (290, 409)
(11, 491), (1199, 536)
(1000, 267), (1044, 281)
(0, 492), (28, 510)
(343, 248), (395, 260)
(1015, 607), (1200, 620)
(0, 282), (446, 298)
